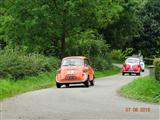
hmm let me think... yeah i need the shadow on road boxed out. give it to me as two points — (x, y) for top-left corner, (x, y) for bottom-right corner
(123, 74), (140, 76)
(60, 84), (90, 89)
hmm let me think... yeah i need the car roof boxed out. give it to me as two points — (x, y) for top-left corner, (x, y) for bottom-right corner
(126, 57), (140, 60)
(63, 56), (87, 59)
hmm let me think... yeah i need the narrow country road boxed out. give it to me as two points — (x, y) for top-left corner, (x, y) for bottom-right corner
(0, 67), (160, 120)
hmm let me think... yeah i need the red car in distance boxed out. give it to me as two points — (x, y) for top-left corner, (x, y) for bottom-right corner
(122, 57), (141, 76)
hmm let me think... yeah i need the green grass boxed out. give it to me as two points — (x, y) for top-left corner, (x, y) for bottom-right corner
(0, 66), (120, 100)
(119, 76), (160, 104)
(0, 71), (56, 100)
(95, 66), (121, 78)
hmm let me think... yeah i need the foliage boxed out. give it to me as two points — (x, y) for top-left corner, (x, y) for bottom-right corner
(0, 47), (60, 79)
(66, 30), (109, 57)
(0, 0), (159, 75)
(0, 0), (126, 57)
(111, 48), (133, 61)
(0, 71), (56, 100)
(119, 76), (160, 104)
(110, 49), (123, 61)
(1, 0), (54, 52)
(131, 0), (160, 57)
(101, 0), (143, 50)
(154, 58), (160, 81)
(95, 0), (124, 28)
(101, 0), (160, 58)
(122, 48), (134, 58)
(144, 58), (154, 65)
(91, 56), (111, 71)
(65, 30), (111, 70)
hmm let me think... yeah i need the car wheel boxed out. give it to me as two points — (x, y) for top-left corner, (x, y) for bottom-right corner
(90, 80), (95, 86)
(65, 84), (69, 88)
(84, 77), (90, 87)
(136, 73), (141, 76)
(56, 82), (61, 88)
(90, 75), (95, 86)
(122, 72), (125, 76)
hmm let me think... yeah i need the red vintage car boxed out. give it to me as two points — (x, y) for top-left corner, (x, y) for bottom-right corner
(56, 56), (95, 88)
(122, 57), (141, 76)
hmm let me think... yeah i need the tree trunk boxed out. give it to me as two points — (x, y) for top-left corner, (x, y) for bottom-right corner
(60, 32), (65, 58)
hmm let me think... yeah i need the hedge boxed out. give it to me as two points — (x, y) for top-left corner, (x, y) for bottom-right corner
(144, 58), (154, 65)
(154, 58), (160, 81)
(0, 47), (60, 80)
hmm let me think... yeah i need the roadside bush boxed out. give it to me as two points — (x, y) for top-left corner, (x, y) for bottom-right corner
(110, 48), (133, 62)
(154, 58), (160, 81)
(91, 55), (112, 71)
(144, 58), (154, 65)
(122, 48), (133, 58)
(110, 49), (123, 61)
(0, 47), (60, 79)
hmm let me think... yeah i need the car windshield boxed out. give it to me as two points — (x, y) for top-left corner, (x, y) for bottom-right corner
(62, 58), (83, 66)
(125, 58), (140, 64)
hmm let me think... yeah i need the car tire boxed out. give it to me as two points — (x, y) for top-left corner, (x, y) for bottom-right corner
(65, 84), (69, 88)
(90, 80), (95, 86)
(56, 82), (61, 88)
(84, 78), (90, 87)
(136, 73), (141, 76)
(122, 72), (125, 76)
(90, 75), (95, 86)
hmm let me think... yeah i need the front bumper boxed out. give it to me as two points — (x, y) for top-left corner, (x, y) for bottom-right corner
(56, 74), (88, 84)
(56, 79), (87, 84)
(122, 70), (140, 73)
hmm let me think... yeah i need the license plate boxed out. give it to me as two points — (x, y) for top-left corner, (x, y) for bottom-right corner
(67, 76), (75, 80)
(67, 70), (75, 74)
(129, 69), (133, 72)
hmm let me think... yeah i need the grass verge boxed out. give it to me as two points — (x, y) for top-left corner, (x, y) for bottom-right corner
(0, 66), (120, 100)
(0, 71), (56, 100)
(95, 66), (120, 78)
(119, 76), (160, 104)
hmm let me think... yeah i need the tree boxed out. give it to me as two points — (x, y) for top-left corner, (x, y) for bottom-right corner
(132, 0), (160, 57)
(101, 0), (143, 50)
(1, 0), (126, 57)
(48, 0), (99, 57)
(1, 0), (54, 53)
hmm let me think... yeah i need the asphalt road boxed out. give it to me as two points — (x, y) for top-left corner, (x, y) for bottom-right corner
(0, 68), (160, 120)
